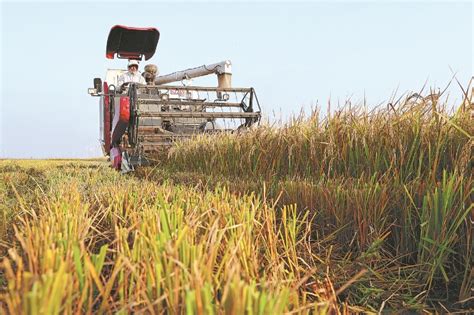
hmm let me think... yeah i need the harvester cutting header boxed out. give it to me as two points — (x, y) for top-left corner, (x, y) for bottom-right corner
(89, 25), (261, 172)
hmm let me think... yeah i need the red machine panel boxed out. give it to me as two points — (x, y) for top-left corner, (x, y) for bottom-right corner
(119, 96), (130, 121)
(111, 96), (130, 146)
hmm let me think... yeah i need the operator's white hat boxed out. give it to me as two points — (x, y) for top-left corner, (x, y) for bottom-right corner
(128, 59), (139, 67)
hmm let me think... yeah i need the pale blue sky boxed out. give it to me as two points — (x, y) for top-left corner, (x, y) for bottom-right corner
(1, 1), (472, 158)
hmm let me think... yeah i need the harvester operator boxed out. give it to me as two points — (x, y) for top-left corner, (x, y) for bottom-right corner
(117, 59), (146, 89)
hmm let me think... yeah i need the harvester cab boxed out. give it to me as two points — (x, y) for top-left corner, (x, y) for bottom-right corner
(88, 25), (261, 172)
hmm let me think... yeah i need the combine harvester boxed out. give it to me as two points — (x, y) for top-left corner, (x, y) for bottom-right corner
(89, 25), (261, 172)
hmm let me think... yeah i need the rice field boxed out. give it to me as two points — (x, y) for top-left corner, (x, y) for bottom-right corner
(0, 93), (472, 313)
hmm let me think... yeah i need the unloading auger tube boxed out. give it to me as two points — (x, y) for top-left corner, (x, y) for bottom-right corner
(88, 25), (261, 172)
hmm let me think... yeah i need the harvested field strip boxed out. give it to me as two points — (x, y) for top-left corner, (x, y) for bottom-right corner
(0, 161), (349, 314)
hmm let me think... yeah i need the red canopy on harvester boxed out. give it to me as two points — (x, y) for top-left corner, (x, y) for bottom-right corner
(106, 25), (160, 61)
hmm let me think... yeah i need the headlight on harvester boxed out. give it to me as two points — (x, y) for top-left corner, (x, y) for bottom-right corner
(160, 94), (169, 101)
